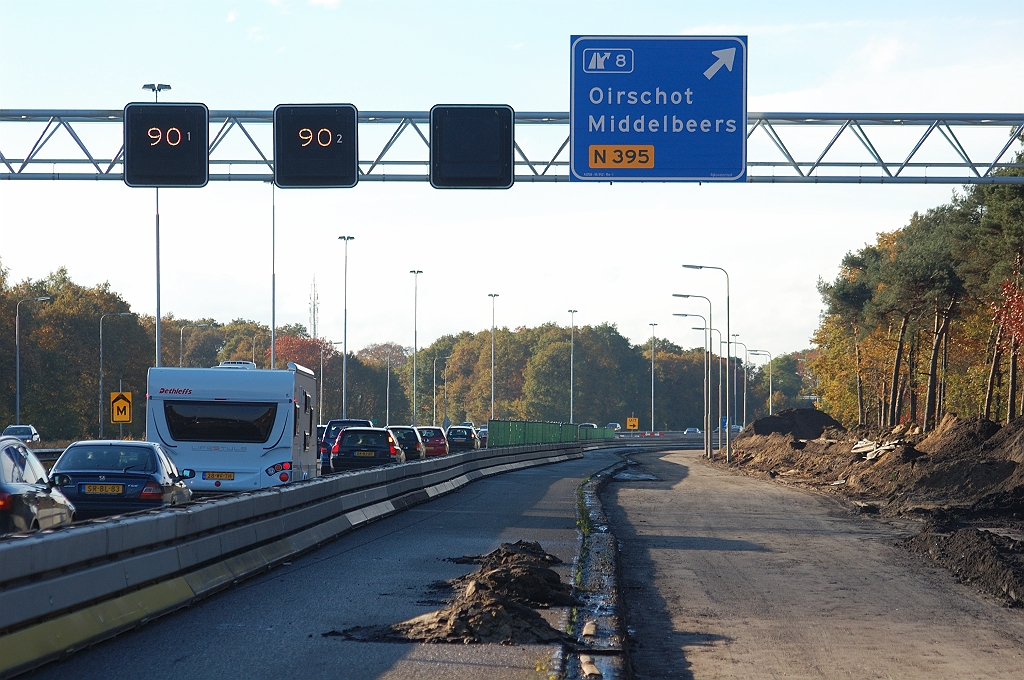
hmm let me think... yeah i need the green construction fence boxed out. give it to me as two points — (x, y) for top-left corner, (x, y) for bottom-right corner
(486, 419), (616, 447)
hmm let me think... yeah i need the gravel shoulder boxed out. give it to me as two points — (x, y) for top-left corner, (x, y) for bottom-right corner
(604, 448), (1024, 679)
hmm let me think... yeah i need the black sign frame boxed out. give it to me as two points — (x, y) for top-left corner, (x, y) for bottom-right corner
(123, 103), (209, 188)
(429, 105), (515, 189)
(273, 104), (359, 188)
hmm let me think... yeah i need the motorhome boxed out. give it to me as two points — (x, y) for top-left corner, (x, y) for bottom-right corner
(146, 361), (318, 492)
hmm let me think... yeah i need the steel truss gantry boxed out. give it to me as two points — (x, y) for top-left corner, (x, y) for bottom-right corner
(1, 109), (1021, 184)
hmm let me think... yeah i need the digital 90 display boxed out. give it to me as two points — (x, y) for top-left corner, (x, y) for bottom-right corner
(429, 105), (514, 189)
(273, 104), (358, 188)
(123, 103), (209, 187)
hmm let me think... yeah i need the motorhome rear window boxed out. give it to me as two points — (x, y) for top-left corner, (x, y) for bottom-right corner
(164, 401), (278, 443)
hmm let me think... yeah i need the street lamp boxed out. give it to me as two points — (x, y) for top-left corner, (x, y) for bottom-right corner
(731, 335), (749, 427)
(488, 294), (499, 419)
(683, 264), (732, 462)
(674, 312), (710, 458)
(568, 309), (577, 423)
(142, 83), (171, 368)
(649, 323), (657, 431)
(339, 236), (355, 417)
(99, 312), (135, 437)
(410, 270), (423, 426)
(179, 323), (210, 367)
(15, 296), (52, 425)
(673, 294), (713, 455)
(750, 349), (774, 415)
(693, 326), (725, 454)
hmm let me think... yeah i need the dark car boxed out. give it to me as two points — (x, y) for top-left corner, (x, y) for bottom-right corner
(329, 428), (405, 472)
(416, 426), (449, 457)
(2, 424), (41, 444)
(388, 426), (426, 461)
(320, 418), (374, 473)
(1, 436), (75, 534)
(478, 425), (488, 447)
(50, 441), (193, 520)
(446, 426), (480, 453)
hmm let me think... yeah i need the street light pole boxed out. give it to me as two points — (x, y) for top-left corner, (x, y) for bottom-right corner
(15, 296), (51, 425)
(179, 323), (210, 367)
(432, 355), (438, 426)
(732, 336), (749, 427)
(694, 326), (725, 454)
(100, 312), (134, 438)
(649, 323), (658, 431)
(410, 271), (423, 426)
(674, 312), (709, 458)
(568, 309), (577, 423)
(443, 355), (453, 428)
(673, 294), (713, 456)
(750, 350), (774, 415)
(683, 264), (732, 462)
(338, 236), (354, 417)
(488, 293), (499, 420)
(143, 82), (171, 368)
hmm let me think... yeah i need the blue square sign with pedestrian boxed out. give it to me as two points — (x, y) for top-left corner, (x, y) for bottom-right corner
(570, 36), (747, 182)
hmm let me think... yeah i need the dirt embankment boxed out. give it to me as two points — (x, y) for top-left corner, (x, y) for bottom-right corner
(721, 408), (1024, 606)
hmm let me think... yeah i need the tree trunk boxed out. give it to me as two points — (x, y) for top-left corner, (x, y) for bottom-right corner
(894, 372), (907, 425)
(925, 299), (954, 431)
(1009, 339), (1018, 424)
(984, 322), (1003, 420)
(888, 314), (910, 427)
(854, 332), (864, 427)
(908, 335), (918, 425)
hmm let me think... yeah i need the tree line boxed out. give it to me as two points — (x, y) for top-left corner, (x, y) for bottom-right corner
(1, 263), (813, 443)
(811, 148), (1024, 430)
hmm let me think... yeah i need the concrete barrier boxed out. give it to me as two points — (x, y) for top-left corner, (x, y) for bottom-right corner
(0, 440), (637, 678)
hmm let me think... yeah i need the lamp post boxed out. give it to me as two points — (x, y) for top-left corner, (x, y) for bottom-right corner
(338, 236), (354, 417)
(683, 264), (732, 462)
(179, 323), (210, 367)
(442, 355), (453, 429)
(15, 296), (52, 425)
(732, 336), (749, 427)
(693, 326), (725, 454)
(750, 350), (774, 415)
(649, 323), (658, 431)
(410, 271), (423, 426)
(142, 83), (170, 367)
(673, 293), (714, 455)
(674, 312), (710, 458)
(99, 312), (135, 438)
(488, 293), (499, 420)
(568, 309), (577, 423)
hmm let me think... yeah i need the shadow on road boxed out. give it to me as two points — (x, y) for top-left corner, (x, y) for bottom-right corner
(603, 449), (746, 680)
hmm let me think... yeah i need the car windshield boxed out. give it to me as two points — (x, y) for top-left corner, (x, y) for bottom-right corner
(393, 430), (418, 443)
(326, 420), (372, 441)
(164, 401), (277, 443)
(4, 426), (31, 436)
(449, 428), (468, 436)
(56, 445), (158, 472)
(418, 428), (442, 437)
(341, 431), (388, 447)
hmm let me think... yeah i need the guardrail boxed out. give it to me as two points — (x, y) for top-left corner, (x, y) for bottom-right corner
(0, 439), (642, 678)
(486, 419), (616, 446)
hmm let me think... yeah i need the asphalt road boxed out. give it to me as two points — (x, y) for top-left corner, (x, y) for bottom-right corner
(27, 448), (625, 680)
(604, 448), (1024, 679)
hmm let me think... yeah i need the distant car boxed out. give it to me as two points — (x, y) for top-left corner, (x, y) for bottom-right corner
(478, 425), (488, 447)
(416, 426), (450, 457)
(320, 419), (374, 473)
(329, 427), (405, 472)
(388, 426), (426, 461)
(1, 436), (76, 534)
(50, 441), (193, 520)
(579, 423), (597, 429)
(460, 421), (476, 429)
(446, 426), (480, 453)
(684, 427), (701, 435)
(606, 423), (622, 431)
(2, 425), (40, 444)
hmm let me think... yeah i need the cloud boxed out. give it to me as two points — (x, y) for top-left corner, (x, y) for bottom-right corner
(226, 11), (238, 22)
(247, 26), (265, 42)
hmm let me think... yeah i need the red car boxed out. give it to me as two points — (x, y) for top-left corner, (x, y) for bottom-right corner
(415, 426), (449, 457)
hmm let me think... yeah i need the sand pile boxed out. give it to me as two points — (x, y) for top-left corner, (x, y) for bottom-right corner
(329, 541), (576, 645)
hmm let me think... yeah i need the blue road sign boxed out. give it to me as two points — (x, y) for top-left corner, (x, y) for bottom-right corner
(570, 36), (747, 182)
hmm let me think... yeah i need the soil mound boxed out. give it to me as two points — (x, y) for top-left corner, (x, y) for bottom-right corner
(905, 527), (1024, 606)
(917, 414), (1001, 456)
(328, 541), (576, 645)
(743, 408), (845, 440)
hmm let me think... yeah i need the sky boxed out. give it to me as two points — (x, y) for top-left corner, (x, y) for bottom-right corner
(2, 1), (1023, 362)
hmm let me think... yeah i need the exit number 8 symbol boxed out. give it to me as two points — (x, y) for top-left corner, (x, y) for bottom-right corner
(616, 54), (627, 68)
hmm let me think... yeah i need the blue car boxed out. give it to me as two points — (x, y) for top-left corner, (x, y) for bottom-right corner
(51, 441), (194, 520)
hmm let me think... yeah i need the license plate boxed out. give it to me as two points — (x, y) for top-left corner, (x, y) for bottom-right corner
(354, 451), (376, 457)
(84, 484), (124, 494)
(203, 471), (235, 480)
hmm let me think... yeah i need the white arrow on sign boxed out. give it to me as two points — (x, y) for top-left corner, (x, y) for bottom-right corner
(703, 47), (736, 80)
